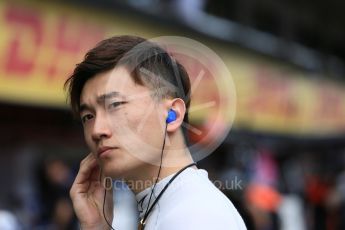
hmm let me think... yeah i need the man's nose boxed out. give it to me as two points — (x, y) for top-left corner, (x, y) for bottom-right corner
(91, 115), (112, 141)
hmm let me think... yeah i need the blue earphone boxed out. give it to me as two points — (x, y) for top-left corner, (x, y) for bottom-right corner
(166, 109), (177, 123)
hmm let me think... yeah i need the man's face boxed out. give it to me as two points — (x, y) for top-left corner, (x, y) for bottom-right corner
(80, 66), (167, 179)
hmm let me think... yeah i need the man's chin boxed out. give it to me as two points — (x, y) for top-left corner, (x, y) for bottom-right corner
(101, 165), (125, 180)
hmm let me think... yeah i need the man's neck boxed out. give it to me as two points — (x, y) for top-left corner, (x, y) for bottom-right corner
(125, 149), (196, 195)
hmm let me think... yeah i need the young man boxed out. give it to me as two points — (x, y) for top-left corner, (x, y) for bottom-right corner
(66, 35), (246, 229)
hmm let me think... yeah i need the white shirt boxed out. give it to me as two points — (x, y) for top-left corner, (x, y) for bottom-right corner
(135, 168), (247, 230)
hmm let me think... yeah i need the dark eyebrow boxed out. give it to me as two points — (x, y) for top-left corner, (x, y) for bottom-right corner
(96, 91), (121, 103)
(79, 91), (122, 115)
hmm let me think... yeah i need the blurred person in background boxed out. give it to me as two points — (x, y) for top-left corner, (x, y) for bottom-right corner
(36, 158), (77, 229)
(65, 35), (246, 229)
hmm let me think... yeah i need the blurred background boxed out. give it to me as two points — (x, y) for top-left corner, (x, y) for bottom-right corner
(0, 0), (345, 229)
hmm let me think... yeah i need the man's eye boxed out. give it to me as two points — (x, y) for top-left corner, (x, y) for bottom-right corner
(81, 114), (93, 123)
(108, 101), (126, 109)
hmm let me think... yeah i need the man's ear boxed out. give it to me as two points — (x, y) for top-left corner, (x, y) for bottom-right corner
(165, 98), (186, 133)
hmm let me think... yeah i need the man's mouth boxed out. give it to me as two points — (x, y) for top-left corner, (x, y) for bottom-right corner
(97, 146), (118, 158)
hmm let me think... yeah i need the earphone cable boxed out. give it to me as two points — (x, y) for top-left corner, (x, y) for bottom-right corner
(102, 122), (168, 230)
(142, 122), (168, 220)
(103, 188), (115, 230)
(101, 168), (116, 230)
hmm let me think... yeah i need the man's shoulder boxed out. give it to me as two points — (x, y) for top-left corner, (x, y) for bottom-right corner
(157, 196), (246, 230)
(174, 168), (236, 206)
(156, 169), (247, 229)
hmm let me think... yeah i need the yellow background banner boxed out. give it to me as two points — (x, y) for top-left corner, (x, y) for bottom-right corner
(0, 0), (345, 136)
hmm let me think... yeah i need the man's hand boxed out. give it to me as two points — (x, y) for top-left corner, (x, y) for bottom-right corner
(70, 153), (113, 229)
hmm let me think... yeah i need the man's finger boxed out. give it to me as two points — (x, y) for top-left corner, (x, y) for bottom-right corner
(70, 154), (98, 196)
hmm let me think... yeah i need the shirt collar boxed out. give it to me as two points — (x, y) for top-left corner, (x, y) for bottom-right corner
(135, 172), (176, 219)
